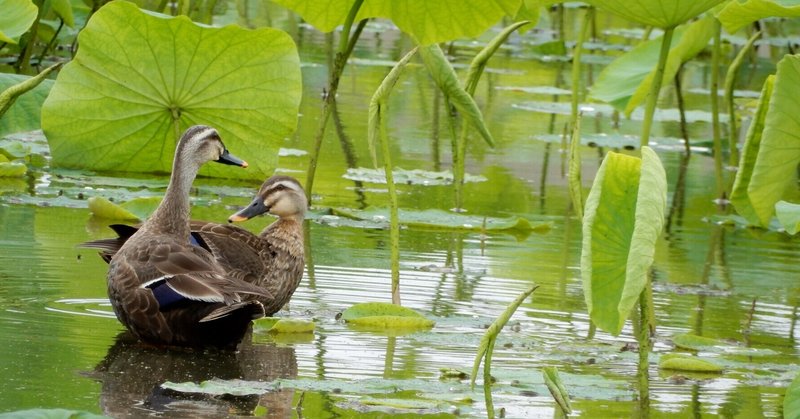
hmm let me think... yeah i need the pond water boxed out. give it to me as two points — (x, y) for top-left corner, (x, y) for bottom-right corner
(1, 6), (799, 419)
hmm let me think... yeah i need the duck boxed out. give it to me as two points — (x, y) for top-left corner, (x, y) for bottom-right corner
(102, 125), (270, 348)
(83, 175), (307, 318)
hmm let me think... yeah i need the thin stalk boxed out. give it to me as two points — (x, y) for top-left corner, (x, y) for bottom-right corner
(637, 284), (652, 418)
(640, 26), (675, 148)
(710, 20), (725, 200)
(570, 7), (593, 132)
(35, 19), (64, 70)
(304, 0), (366, 204)
(483, 338), (496, 418)
(724, 31), (761, 170)
(674, 66), (691, 156)
(379, 108), (401, 305)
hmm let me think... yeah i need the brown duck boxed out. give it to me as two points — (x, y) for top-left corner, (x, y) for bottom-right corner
(101, 125), (269, 348)
(84, 175), (307, 319)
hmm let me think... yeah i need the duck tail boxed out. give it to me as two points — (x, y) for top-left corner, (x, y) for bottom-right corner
(199, 300), (265, 323)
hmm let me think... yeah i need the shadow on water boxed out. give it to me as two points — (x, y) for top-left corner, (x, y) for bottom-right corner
(88, 332), (298, 418)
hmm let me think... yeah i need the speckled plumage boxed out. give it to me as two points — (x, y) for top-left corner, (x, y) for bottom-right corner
(98, 125), (267, 347)
(84, 175), (307, 322)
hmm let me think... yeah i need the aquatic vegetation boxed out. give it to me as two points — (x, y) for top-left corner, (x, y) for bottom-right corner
(658, 354), (724, 373)
(341, 302), (435, 330)
(41, 1), (302, 180)
(0, 0), (37, 44)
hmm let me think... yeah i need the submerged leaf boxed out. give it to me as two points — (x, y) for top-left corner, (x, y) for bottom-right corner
(658, 354), (723, 373)
(0, 0), (38, 44)
(41, 1), (301, 180)
(581, 147), (667, 335)
(254, 317), (315, 334)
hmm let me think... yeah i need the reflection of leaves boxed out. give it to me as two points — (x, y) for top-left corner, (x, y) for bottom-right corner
(272, 0), (519, 45)
(0, 0), (38, 44)
(581, 147), (666, 336)
(41, 1), (301, 180)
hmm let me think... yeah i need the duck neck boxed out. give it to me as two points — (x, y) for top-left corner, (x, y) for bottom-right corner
(146, 149), (199, 238)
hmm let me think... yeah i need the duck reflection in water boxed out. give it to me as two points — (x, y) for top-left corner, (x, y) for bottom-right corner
(89, 332), (298, 417)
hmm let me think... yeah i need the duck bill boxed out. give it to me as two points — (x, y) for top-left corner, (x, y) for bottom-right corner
(228, 196), (268, 223)
(216, 149), (248, 168)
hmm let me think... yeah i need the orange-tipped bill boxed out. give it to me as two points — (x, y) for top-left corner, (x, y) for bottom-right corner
(228, 195), (268, 223)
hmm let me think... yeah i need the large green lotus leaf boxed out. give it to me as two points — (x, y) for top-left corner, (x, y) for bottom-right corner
(745, 55), (800, 226)
(786, 371), (800, 419)
(41, 1), (301, 180)
(730, 75), (774, 226)
(717, 0), (800, 34)
(581, 147), (666, 336)
(591, 17), (714, 114)
(584, 0), (724, 28)
(0, 0), (38, 44)
(272, 0), (520, 45)
(0, 73), (54, 137)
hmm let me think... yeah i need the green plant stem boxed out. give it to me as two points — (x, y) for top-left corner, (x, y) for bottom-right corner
(304, 0), (365, 204)
(724, 31), (761, 171)
(570, 7), (593, 131)
(640, 26), (674, 148)
(710, 20), (725, 200)
(674, 67), (691, 156)
(483, 337), (496, 419)
(379, 108), (401, 305)
(16, 0), (45, 74)
(35, 19), (64, 70)
(637, 284), (653, 417)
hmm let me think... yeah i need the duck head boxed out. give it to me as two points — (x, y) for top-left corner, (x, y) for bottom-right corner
(176, 125), (248, 169)
(228, 175), (307, 222)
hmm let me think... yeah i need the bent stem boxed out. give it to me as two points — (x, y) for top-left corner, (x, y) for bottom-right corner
(640, 26), (674, 148)
(304, 0), (366, 204)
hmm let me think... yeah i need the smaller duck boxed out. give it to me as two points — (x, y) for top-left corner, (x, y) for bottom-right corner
(84, 175), (307, 318)
(105, 125), (269, 348)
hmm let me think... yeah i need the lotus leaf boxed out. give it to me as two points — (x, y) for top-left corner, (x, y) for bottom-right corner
(0, 0), (38, 44)
(785, 371), (800, 419)
(0, 73), (55, 137)
(272, 0), (520, 45)
(717, 0), (800, 34)
(775, 201), (800, 235)
(584, 0), (725, 29)
(41, 1), (301, 180)
(743, 56), (800, 226)
(0, 162), (27, 177)
(87, 197), (141, 221)
(581, 147), (667, 336)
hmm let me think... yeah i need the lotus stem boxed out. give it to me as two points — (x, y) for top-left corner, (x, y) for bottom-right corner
(725, 31), (761, 171)
(710, 20), (725, 201)
(640, 26), (674, 148)
(304, 0), (366, 204)
(483, 338), (496, 418)
(379, 106), (401, 306)
(570, 6), (593, 132)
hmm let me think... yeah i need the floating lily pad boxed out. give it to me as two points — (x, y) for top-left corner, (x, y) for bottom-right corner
(658, 354), (723, 373)
(672, 333), (779, 357)
(0, 162), (26, 177)
(341, 302), (435, 330)
(253, 317), (315, 334)
(344, 167), (486, 186)
(330, 207), (549, 236)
